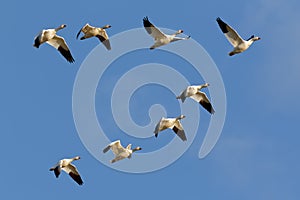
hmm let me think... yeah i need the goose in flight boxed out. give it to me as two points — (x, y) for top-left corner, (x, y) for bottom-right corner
(177, 83), (215, 114)
(216, 17), (261, 56)
(143, 16), (190, 49)
(49, 156), (83, 185)
(103, 140), (142, 163)
(33, 24), (75, 63)
(76, 23), (111, 50)
(154, 115), (187, 141)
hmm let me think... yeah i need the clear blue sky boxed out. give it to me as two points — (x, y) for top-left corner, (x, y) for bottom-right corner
(2, 0), (300, 199)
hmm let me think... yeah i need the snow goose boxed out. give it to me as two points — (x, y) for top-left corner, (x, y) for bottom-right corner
(176, 83), (215, 114)
(216, 17), (261, 56)
(103, 140), (142, 163)
(76, 23), (111, 50)
(49, 156), (83, 185)
(143, 16), (190, 49)
(33, 24), (75, 63)
(154, 115), (187, 141)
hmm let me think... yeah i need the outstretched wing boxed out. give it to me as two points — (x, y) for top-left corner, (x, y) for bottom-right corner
(143, 16), (166, 40)
(172, 121), (187, 141)
(190, 91), (215, 114)
(62, 164), (83, 185)
(47, 35), (75, 63)
(103, 140), (125, 155)
(95, 33), (111, 50)
(216, 17), (243, 47)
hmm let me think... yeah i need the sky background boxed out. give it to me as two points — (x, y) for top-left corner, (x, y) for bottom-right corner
(2, 0), (300, 199)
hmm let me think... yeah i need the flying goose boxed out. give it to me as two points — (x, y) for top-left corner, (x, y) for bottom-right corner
(33, 24), (75, 63)
(177, 83), (215, 114)
(216, 17), (261, 56)
(49, 156), (83, 185)
(76, 23), (111, 50)
(143, 16), (190, 49)
(154, 115), (187, 141)
(103, 140), (142, 163)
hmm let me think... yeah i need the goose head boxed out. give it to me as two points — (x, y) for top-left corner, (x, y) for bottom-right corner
(102, 25), (112, 29)
(55, 24), (67, 31)
(202, 83), (210, 88)
(177, 115), (186, 120)
(175, 29), (184, 35)
(253, 36), (261, 41)
(247, 35), (261, 41)
(74, 156), (81, 160)
(132, 146), (142, 152)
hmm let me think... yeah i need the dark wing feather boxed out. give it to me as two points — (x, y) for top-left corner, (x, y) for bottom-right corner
(96, 35), (111, 50)
(103, 145), (111, 153)
(53, 166), (61, 178)
(200, 100), (215, 114)
(76, 28), (82, 39)
(172, 126), (187, 141)
(69, 172), (83, 185)
(58, 46), (75, 63)
(216, 17), (229, 33)
(143, 16), (155, 35)
(34, 36), (41, 48)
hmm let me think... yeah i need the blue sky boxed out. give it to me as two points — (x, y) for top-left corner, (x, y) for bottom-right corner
(2, 0), (300, 199)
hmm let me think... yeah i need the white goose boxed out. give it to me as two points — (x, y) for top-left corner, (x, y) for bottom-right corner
(33, 24), (75, 63)
(49, 156), (83, 185)
(103, 140), (142, 163)
(154, 115), (187, 141)
(216, 17), (261, 56)
(177, 83), (215, 114)
(76, 23), (111, 50)
(143, 16), (190, 49)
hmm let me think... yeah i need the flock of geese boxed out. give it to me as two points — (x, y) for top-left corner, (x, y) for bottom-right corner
(37, 16), (260, 185)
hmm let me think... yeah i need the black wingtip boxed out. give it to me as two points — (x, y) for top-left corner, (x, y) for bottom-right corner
(58, 46), (75, 63)
(216, 17), (228, 34)
(143, 16), (152, 27)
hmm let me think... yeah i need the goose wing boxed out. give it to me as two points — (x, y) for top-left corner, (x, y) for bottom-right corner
(190, 91), (215, 114)
(95, 31), (111, 50)
(154, 120), (162, 137)
(216, 17), (243, 47)
(103, 140), (125, 155)
(172, 121), (187, 141)
(62, 163), (83, 185)
(49, 165), (61, 178)
(143, 17), (166, 40)
(154, 118), (169, 136)
(33, 33), (42, 48)
(76, 24), (93, 39)
(47, 35), (75, 63)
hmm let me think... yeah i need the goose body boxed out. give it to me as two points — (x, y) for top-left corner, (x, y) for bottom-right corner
(77, 23), (111, 50)
(103, 140), (142, 163)
(49, 156), (83, 185)
(143, 17), (190, 49)
(216, 17), (260, 56)
(177, 83), (215, 114)
(154, 115), (187, 141)
(33, 24), (75, 63)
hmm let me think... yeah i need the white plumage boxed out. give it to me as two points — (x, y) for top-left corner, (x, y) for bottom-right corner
(76, 23), (112, 50)
(154, 115), (187, 141)
(33, 24), (75, 63)
(49, 156), (83, 185)
(216, 17), (261, 56)
(177, 83), (215, 114)
(103, 140), (142, 163)
(143, 16), (190, 49)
